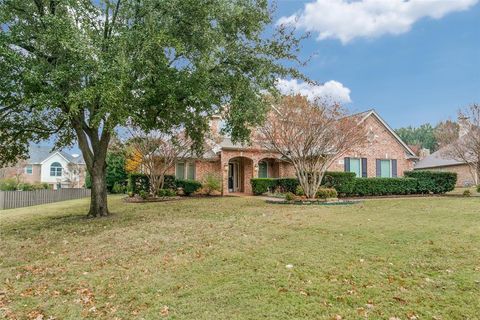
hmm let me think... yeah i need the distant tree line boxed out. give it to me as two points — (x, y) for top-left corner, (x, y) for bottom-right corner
(395, 120), (459, 153)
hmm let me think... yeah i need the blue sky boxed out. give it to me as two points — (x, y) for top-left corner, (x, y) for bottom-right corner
(273, 0), (480, 128)
(56, 1), (480, 153)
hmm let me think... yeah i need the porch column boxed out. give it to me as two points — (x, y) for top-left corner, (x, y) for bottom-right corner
(221, 158), (229, 196)
(253, 160), (259, 178)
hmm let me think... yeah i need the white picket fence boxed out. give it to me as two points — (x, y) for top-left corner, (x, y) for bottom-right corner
(0, 189), (91, 210)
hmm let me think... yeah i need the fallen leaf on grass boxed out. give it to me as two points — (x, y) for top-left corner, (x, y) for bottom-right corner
(160, 305), (169, 317)
(392, 296), (407, 304)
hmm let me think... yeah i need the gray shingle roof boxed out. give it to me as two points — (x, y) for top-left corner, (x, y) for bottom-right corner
(414, 148), (464, 169)
(28, 145), (85, 164)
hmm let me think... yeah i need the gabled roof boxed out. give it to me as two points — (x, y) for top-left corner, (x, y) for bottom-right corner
(205, 109), (417, 158)
(414, 147), (465, 169)
(358, 109), (417, 158)
(27, 145), (85, 165)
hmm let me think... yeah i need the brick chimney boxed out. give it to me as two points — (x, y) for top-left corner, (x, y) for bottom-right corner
(209, 115), (222, 136)
(458, 115), (470, 137)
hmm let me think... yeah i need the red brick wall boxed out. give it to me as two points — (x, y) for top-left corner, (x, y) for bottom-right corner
(163, 114), (416, 194)
(328, 115), (415, 177)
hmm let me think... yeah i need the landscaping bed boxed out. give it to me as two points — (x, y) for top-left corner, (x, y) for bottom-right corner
(265, 198), (359, 205)
(123, 195), (183, 203)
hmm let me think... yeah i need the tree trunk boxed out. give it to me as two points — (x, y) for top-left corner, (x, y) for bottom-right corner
(88, 165), (109, 217)
(476, 162), (480, 186)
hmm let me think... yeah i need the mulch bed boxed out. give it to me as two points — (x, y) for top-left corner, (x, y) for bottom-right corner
(265, 198), (360, 206)
(123, 196), (183, 203)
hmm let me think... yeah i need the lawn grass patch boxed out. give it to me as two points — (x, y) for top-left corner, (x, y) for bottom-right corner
(1, 196), (479, 319)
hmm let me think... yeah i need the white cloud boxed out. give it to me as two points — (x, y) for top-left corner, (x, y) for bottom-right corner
(278, 0), (478, 44)
(276, 79), (352, 104)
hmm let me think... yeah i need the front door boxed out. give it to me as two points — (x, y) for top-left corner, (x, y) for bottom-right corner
(228, 163), (234, 191)
(228, 162), (241, 192)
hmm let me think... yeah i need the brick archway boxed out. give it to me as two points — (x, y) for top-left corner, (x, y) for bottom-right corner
(222, 156), (254, 194)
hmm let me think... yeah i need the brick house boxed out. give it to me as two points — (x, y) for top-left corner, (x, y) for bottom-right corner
(168, 109), (418, 195)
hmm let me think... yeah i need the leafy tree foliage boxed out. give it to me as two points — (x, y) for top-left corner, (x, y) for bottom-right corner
(0, 0), (303, 216)
(395, 124), (438, 152)
(105, 152), (128, 192)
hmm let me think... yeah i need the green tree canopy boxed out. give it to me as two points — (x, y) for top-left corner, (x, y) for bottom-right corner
(0, 0), (304, 216)
(395, 123), (438, 152)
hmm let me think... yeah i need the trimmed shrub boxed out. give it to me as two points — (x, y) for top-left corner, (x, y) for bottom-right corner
(477, 185), (480, 193)
(321, 171), (356, 196)
(112, 182), (126, 194)
(276, 178), (300, 193)
(128, 174), (176, 194)
(251, 178), (276, 195)
(463, 190), (471, 197)
(128, 173), (150, 194)
(404, 171), (457, 194)
(348, 177), (418, 196)
(295, 185), (304, 196)
(164, 175), (177, 189)
(176, 179), (202, 196)
(316, 187), (338, 199)
(157, 188), (176, 197)
(285, 192), (295, 201)
(138, 190), (148, 199)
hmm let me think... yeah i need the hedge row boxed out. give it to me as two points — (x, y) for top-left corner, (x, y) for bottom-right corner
(251, 178), (299, 195)
(349, 177), (419, 196)
(128, 174), (200, 195)
(251, 171), (457, 197)
(251, 172), (354, 195)
(404, 171), (457, 194)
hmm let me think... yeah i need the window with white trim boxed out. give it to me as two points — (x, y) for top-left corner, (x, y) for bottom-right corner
(258, 161), (268, 178)
(25, 165), (33, 175)
(50, 162), (63, 177)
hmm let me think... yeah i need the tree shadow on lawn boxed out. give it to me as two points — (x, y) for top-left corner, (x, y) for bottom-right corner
(1, 209), (128, 240)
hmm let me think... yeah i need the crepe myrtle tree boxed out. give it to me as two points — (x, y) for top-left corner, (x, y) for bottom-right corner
(126, 127), (192, 197)
(436, 104), (480, 185)
(257, 95), (366, 198)
(0, 0), (304, 217)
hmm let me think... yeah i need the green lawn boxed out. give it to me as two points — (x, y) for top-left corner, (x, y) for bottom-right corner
(1, 196), (479, 319)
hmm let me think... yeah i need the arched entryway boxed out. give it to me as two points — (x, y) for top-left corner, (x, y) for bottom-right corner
(227, 156), (254, 193)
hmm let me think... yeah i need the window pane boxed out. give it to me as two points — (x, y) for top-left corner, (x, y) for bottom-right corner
(176, 162), (185, 179)
(380, 160), (391, 178)
(349, 159), (361, 178)
(187, 162), (195, 180)
(259, 161), (268, 178)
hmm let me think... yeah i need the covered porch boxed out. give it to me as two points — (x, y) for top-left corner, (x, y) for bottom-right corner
(221, 152), (290, 195)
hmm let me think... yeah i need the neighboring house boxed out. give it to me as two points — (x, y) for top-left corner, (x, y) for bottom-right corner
(414, 150), (475, 187)
(2, 146), (86, 189)
(167, 109), (418, 195)
(414, 119), (477, 187)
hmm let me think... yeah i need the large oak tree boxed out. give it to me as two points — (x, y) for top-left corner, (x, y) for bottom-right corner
(0, 0), (303, 216)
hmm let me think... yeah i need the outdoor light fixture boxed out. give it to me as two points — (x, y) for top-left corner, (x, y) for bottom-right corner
(224, 164), (229, 172)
